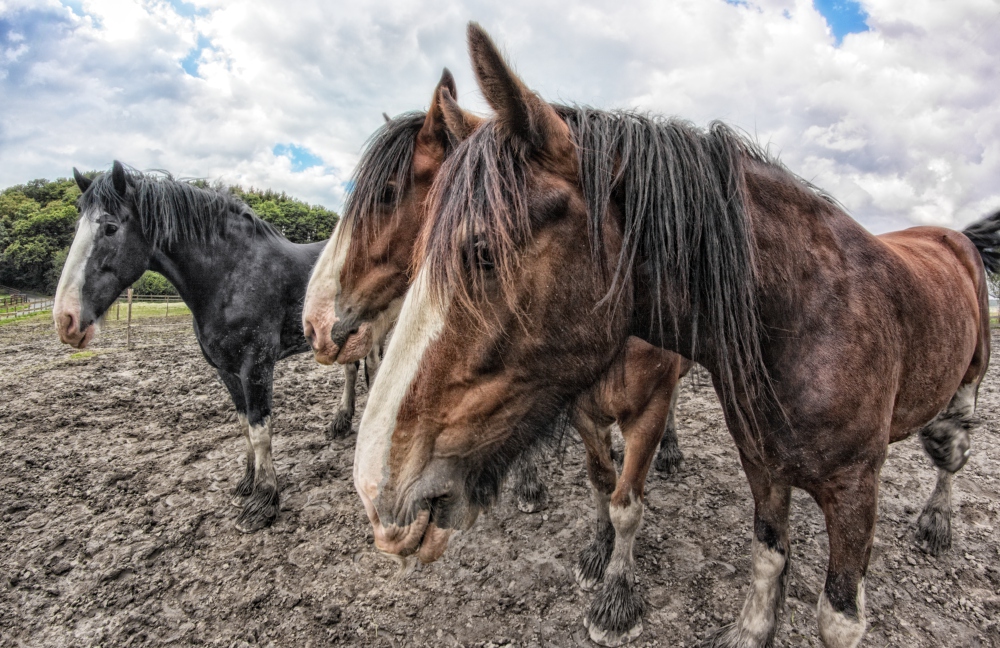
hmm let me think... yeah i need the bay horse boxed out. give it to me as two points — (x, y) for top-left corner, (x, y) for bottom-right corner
(353, 24), (997, 648)
(301, 71), (691, 639)
(52, 163), (356, 533)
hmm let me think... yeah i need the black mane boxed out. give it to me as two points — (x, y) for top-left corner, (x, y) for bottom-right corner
(425, 105), (789, 421)
(80, 165), (281, 249)
(341, 112), (428, 236)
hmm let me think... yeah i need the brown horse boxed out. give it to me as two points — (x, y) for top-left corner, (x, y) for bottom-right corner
(353, 24), (997, 648)
(302, 71), (692, 642)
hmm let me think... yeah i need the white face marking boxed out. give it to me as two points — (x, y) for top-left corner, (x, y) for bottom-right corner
(354, 267), (448, 519)
(303, 216), (353, 330)
(53, 210), (99, 335)
(817, 581), (866, 648)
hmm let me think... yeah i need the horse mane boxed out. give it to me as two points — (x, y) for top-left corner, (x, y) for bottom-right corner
(343, 111), (454, 238)
(80, 165), (281, 249)
(425, 105), (792, 420)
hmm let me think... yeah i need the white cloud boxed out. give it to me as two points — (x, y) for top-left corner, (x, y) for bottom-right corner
(0, 0), (997, 233)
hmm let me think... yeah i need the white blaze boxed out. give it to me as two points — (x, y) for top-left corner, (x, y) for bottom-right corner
(354, 267), (448, 516)
(53, 210), (99, 331)
(303, 216), (353, 328)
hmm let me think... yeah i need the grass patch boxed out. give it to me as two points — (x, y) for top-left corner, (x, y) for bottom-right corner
(0, 310), (52, 326)
(69, 350), (97, 360)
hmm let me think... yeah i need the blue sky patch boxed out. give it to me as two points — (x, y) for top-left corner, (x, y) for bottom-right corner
(273, 144), (324, 172)
(180, 34), (213, 77)
(813, 0), (869, 44)
(61, 1), (85, 17)
(168, 0), (209, 18)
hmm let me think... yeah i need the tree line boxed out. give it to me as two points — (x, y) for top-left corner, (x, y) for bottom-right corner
(0, 174), (338, 295)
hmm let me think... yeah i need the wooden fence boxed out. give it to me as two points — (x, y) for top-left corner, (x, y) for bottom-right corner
(0, 292), (183, 322)
(1, 297), (55, 320)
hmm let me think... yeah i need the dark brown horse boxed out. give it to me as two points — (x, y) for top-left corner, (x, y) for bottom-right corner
(353, 24), (997, 648)
(302, 71), (692, 642)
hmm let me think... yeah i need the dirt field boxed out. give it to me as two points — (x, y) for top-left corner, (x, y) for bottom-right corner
(2, 314), (999, 647)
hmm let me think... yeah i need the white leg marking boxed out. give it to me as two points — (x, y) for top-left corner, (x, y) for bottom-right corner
(817, 581), (866, 648)
(53, 210), (99, 338)
(354, 268), (447, 520)
(339, 362), (358, 414)
(248, 417), (275, 487)
(720, 538), (787, 645)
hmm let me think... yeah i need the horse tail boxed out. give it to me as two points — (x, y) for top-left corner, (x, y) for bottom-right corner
(961, 209), (1000, 274)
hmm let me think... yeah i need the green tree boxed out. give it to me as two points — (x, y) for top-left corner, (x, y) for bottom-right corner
(0, 175), (338, 293)
(132, 271), (178, 296)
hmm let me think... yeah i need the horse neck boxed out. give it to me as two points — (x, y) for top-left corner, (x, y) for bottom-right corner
(147, 217), (270, 315)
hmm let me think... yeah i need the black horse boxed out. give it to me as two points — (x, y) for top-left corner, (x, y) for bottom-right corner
(54, 161), (338, 532)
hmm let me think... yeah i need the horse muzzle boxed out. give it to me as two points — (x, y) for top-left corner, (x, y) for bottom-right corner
(303, 310), (373, 365)
(54, 309), (95, 349)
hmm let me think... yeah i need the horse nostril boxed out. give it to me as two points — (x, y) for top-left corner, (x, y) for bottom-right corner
(303, 320), (316, 347)
(63, 312), (76, 335)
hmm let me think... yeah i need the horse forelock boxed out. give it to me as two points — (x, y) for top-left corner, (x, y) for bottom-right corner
(80, 164), (280, 250)
(423, 104), (788, 430)
(343, 112), (429, 241)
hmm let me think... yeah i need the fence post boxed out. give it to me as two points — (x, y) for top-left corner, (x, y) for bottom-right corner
(117, 298), (121, 320)
(126, 288), (133, 350)
(165, 295), (169, 317)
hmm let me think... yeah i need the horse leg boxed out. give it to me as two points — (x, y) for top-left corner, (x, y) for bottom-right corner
(235, 363), (280, 533)
(916, 382), (975, 555)
(653, 381), (683, 474)
(812, 468), (880, 648)
(585, 393), (665, 646)
(328, 360), (359, 439)
(218, 369), (253, 508)
(363, 337), (384, 387)
(509, 446), (548, 513)
(572, 407), (617, 591)
(708, 458), (791, 648)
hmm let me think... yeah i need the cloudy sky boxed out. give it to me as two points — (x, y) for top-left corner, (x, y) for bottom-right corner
(1, 0), (998, 232)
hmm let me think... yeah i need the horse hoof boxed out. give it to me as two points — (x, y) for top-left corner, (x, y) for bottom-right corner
(327, 411), (353, 439)
(654, 449), (683, 475)
(699, 623), (740, 648)
(516, 493), (547, 513)
(915, 508), (952, 556)
(584, 616), (642, 647)
(235, 508), (277, 534)
(574, 565), (600, 592)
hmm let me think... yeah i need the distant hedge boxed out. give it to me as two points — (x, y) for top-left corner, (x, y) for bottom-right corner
(0, 175), (338, 295)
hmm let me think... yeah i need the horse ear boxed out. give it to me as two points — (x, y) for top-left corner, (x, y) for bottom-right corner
(439, 86), (483, 142)
(466, 22), (564, 152)
(111, 160), (128, 197)
(417, 68), (459, 149)
(73, 167), (92, 193)
(382, 112), (391, 123)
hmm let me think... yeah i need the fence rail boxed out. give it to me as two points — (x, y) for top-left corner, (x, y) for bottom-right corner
(0, 297), (55, 320)
(0, 292), (184, 321)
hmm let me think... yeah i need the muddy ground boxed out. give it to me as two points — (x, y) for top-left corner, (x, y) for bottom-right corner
(1, 314), (999, 647)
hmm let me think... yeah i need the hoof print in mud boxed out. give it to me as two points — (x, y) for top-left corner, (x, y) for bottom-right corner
(326, 412), (354, 439)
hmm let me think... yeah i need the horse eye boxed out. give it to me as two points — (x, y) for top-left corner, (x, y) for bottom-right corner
(378, 184), (396, 205)
(474, 240), (494, 271)
(104, 223), (119, 236)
